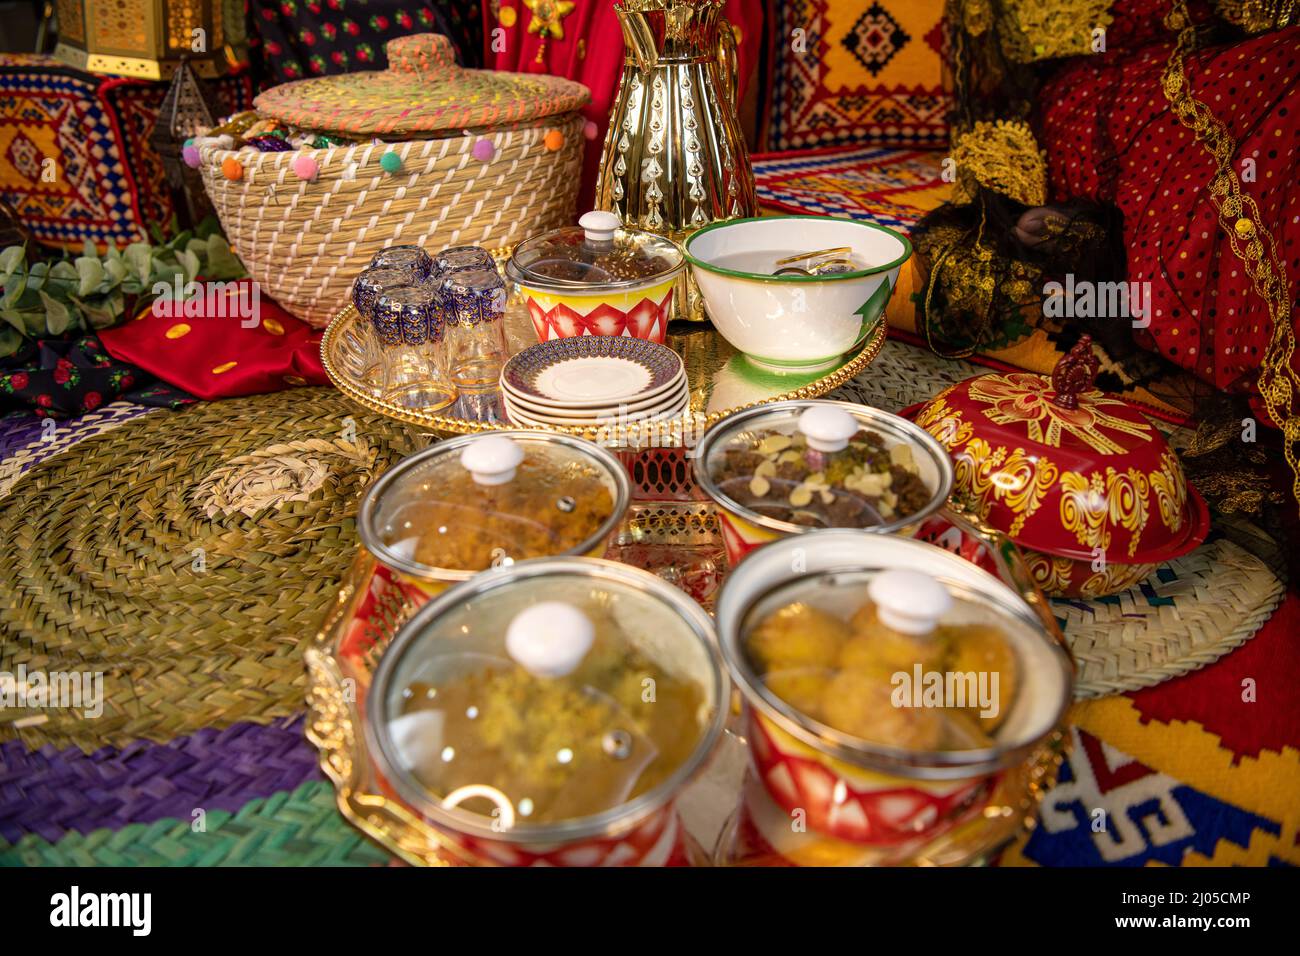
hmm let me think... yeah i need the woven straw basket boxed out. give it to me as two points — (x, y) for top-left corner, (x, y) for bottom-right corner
(196, 35), (589, 328)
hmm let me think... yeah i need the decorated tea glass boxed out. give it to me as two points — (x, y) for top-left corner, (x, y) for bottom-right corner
(442, 266), (509, 391)
(371, 284), (455, 411)
(434, 245), (495, 276)
(370, 245), (433, 282)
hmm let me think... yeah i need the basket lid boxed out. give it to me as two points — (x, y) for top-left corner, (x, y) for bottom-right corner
(913, 337), (1209, 565)
(253, 34), (591, 137)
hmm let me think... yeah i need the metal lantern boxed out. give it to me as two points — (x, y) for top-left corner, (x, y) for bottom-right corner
(54, 0), (247, 80)
(149, 58), (219, 228)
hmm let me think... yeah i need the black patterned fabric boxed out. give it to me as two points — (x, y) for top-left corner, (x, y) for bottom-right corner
(0, 333), (193, 419)
(246, 1), (484, 90)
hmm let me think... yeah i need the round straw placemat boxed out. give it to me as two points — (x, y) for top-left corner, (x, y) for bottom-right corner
(833, 339), (1286, 698)
(0, 389), (418, 752)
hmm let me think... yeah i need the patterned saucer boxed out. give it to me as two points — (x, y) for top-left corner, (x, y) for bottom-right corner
(504, 392), (689, 427)
(503, 380), (690, 419)
(501, 336), (685, 408)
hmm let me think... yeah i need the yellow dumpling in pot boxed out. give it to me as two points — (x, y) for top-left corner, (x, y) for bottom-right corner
(945, 625), (1018, 731)
(746, 603), (850, 672)
(841, 602), (948, 673)
(763, 668), (834, 722)
(820, 670), (943, 751)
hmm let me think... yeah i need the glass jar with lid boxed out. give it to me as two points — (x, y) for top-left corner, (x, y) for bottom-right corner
(357, 431), (631, 602)
(693, 399), (955, 565)
(365, 556), (728, 866)
(505, 211), (685, 345)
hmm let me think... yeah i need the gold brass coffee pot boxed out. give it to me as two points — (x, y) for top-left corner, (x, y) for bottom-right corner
(596, 0), (758, 244)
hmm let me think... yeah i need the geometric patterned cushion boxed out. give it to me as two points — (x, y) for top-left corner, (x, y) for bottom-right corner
(0, 54), (251, 251)
(759, 0), (951, 152)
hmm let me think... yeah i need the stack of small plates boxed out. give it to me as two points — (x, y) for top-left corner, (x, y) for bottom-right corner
(500, 337), (689, 427)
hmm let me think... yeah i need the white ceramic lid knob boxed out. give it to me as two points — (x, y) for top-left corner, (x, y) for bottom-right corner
(460, 435), (524, 486)
(579, 210), (621, 244)
(868, 569), (952, 635)
(798, 405), (858, 453)
(506, 602), (595, 678)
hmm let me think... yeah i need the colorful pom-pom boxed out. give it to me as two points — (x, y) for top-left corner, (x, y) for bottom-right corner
(543, 129), (565, 151)
(221, 157), (244, 181)
(182, 145), (201, 168)
(583, 121), (599, 141)
(292, 154), (319, 181)
(472, 137), (495, 162)
(379, 150), (402, 173)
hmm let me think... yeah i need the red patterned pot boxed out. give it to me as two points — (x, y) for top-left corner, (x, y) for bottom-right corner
(713, 530), (1073, 864)
(365, 557), (727, 867)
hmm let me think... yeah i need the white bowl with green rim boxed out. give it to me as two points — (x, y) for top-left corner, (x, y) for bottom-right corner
(683, 215), (911, 373)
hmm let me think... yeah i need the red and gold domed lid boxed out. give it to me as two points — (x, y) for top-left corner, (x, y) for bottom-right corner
(914, 337), (1210, 565)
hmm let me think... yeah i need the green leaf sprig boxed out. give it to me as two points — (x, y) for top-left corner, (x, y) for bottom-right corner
(0, 219), (248, 358)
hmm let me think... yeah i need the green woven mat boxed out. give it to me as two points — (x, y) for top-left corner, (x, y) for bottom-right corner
(0, 388), (419, 752)
(0, 781), (390, 867)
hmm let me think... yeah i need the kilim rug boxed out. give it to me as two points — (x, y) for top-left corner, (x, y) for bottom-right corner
(758, 0), (951, 151)
(754, 145), (952, 232)
(0, 54), (251, 250)
(0, 348), (1294, 865)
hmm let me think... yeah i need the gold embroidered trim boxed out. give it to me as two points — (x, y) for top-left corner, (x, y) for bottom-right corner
(951, 120), (1048, 207)
(1161, 0), (1300, 517)
(996, 0), (1114, 63)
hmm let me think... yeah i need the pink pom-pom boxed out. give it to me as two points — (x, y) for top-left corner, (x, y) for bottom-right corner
(583, 121), (599, 141)
(182, 145), (201, 168)
(472, 137), (495, 162)
(292, 154), (319, 181)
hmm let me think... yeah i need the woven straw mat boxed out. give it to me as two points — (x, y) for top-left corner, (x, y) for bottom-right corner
(832, 339), (1285, 698)
(0, 389), (417, 752)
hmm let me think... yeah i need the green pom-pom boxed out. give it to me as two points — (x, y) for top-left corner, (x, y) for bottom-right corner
(379, 151), (402, 173)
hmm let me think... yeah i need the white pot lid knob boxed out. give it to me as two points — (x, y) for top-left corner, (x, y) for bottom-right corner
(868, 569), (952, 635)
(579, 210), (621, 244)
(506, 602), (595, 678)
(460, 435), (524, 486)
(798, 404), (858, 453)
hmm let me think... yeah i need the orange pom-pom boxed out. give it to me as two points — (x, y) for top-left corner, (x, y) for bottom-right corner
(221, 157), (244, 181)
(543, 129), (564, 151)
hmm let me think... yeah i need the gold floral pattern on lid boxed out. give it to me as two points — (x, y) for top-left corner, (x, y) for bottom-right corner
(913, 339), (1210, 573)
(966, 372), (1155, 456)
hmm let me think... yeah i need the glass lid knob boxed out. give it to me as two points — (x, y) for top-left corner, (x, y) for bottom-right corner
(506, 602), (595, 678)
(798, 404), (858, 452)
(868, 569), (953, 635)
(460, 435), (525, 486)
(579, 210), (621, 244)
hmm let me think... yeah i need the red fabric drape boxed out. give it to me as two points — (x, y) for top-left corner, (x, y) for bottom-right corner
(1038, 17), (1300, 409)
(99, 280), (329, 401)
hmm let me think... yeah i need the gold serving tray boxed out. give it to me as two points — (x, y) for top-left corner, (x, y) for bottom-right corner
(320, 297), (888, 446)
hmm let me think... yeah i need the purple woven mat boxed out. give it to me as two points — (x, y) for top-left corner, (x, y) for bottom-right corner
(0, 412), (43, 460)
(0, 716), (321, 843)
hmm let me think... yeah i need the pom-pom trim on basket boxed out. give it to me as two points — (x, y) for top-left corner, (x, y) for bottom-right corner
(195, 114), (586, 329)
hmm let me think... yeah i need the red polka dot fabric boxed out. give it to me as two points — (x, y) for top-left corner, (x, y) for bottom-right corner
(1039, 15), (1300, 409)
